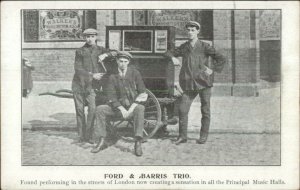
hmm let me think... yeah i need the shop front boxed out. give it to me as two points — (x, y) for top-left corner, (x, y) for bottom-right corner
(22, 9), (281, 96)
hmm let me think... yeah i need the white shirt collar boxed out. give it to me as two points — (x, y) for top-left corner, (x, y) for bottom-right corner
(118, 68), (127, 77)
(189, 38), (198, 47)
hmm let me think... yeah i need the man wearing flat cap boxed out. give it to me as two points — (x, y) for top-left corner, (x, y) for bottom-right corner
(165, 21), (227, 145)
(91, 51), (148, 156)
(72, 28), (117, 144)
(22, 58), (34, 98)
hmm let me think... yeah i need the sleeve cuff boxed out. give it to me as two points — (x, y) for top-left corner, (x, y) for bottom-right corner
(111, 101), (122, 109)
(135, 93), (148, 102)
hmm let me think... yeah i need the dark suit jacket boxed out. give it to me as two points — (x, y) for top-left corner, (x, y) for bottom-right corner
(165, 40), (227, 90)
(71, 43), (116, 93)
(106, 66), (146, 109)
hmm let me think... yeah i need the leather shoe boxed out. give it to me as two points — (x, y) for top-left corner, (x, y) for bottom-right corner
(167, 117), (178, 125)
(86, 140), (95, 145)
(134, 141), (143, 157)
(196, 133), (208, 144)
(158, 125), (169, 136)
(174, 137), (187, 145)
(91, 138), (107, 153)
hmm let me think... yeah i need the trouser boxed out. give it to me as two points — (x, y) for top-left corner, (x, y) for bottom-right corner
(94, 104), (145, 139)
(23, 89), (28, 98)
(73, 90), (96, 141)
(178, 87), (211, 139)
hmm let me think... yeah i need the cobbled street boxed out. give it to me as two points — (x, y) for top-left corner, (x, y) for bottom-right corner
(22, 130), (280, 165)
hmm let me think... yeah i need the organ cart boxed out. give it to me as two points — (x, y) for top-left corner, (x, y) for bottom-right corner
(40, 26), (181, 140)
(105, 26), (180, 139)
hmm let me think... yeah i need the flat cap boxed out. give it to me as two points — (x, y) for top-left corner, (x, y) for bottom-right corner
(185, 21), (201, 30)
(83, 28), (98, 35)
(23, 58), (29, 62)
(117, 51), (133, 60)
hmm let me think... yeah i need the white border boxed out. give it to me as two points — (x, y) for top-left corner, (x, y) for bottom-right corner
(1, 1), (299, 190)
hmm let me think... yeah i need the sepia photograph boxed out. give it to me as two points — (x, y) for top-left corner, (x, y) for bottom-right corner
(21, 9), (281, 166)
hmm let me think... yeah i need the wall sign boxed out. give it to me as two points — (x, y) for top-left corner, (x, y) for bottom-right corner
(149, 10), (192, 38)
(148, 10), (213, 40)
(259, 10), (281, 40)
(39, 10), (84, 41)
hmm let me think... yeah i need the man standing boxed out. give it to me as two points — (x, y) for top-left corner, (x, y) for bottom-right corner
(92, 51), (147, 156)
(72, 28), (116, 143)
(22, 58), (34, 98)
(165, 21), (227, 145)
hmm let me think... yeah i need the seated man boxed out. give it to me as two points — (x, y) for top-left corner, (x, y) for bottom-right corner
(91, 51), (148, 156)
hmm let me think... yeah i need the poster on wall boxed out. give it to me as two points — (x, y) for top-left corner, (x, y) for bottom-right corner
(155, 30), (168, 52)
(259, 10), (281, 40)
(39, 10), (84, 41)
(108, 30), (121, 50)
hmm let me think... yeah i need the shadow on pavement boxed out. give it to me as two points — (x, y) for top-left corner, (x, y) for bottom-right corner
(28, 113), (76, 131)
(25, 112), (186, 155)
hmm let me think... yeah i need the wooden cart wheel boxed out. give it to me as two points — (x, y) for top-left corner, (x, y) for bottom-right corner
(111, 89), (162, 141)
(143, 89), (162, 139)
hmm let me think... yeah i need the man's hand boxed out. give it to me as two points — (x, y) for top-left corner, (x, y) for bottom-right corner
(92, 73), (105, 80)
(98, 53), (108, 62)
(172, 57), (181, 66)
(118, 106), (129, 119)
(174, 82), (183, 97)
(204, 67), (213, 75)
(127, 103), (138, 118)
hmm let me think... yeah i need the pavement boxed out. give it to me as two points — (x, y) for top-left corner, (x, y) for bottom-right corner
(22, 81), (280, 134)
(21, 81), (281, 165)
(22, 131), (280, 165)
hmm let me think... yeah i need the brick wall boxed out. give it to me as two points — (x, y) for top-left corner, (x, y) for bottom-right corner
(234, 10), (258, 83)
(116, 10), (132, 25)
(22, 49), (76, 81)
(22, 10), (262, 86)
(96, 10), (114, 46)
(213, 10), (232, 83)
(96, 10), (132, 46)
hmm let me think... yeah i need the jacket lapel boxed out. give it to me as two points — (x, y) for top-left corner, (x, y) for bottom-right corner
(191, 39), (202, 53)
(82, 45), (93, 72)
(124, 67), (132, 79)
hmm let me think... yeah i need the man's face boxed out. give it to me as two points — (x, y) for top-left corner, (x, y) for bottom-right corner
(186, 26), (200, 40)
(117, 57), (130, 71)
(85, 34), (97, 45)
(24, 60), (30, 65)
(23, 59), (31, 66)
